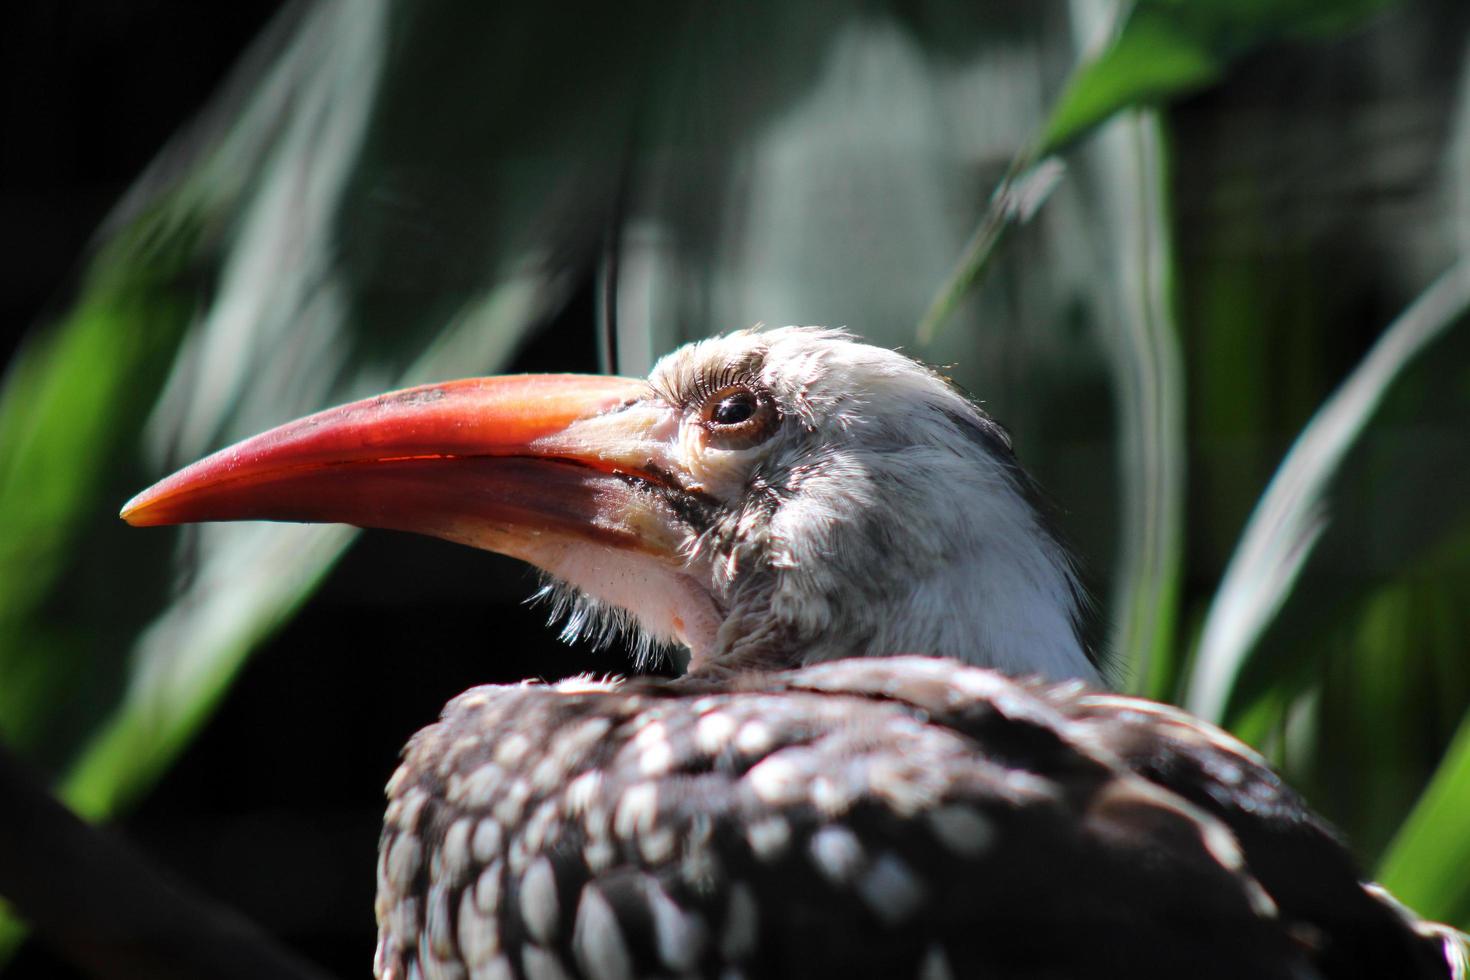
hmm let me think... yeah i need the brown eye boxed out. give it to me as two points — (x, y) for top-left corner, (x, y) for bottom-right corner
(699, 384), (777, 448)
(712, 390), (757, 425)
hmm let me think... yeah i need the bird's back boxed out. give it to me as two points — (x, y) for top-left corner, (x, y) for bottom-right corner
(375, 657), (1462, 980)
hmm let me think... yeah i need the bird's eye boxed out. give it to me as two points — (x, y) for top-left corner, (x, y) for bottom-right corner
(712, 391), (757, 425)
(698, 384), (777, 448)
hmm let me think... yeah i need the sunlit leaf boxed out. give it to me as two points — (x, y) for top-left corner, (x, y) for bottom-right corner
(1380, 704), (1470, 929)
(1040, 0), (1397, 154)
(1076, 103), (1185, 699)
(914, 157), (1066, 347)
(1186, 259), (1470, 723)
(0, 210), (203, 760)
(1041, 8), (1223, 156)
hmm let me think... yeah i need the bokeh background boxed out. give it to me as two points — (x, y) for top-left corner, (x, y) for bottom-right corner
(3, 1), (1470, 976)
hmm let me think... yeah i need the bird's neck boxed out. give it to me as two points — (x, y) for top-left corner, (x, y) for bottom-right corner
(709, 496), (1100, 685)
(897, 536), (1099, 685)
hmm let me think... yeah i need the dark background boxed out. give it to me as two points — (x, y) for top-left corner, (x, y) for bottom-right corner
(5, 2), (1470, 977)
(2, 3), (642, 975)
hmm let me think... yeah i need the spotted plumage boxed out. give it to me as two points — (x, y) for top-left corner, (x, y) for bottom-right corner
(375, 659), (1460, 980)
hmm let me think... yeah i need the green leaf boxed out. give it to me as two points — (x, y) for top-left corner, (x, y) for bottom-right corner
(915, 157), (1066, 347)
(0, 209), (203, 759)
(1185, 259), (1470, 723)
(1041, 8), (1223, 156)
(1086, 113), (1186, 699)
(927, 0), (1398, 348)
(4, 1), (1462, 967)
(1379, 704), (1470, 928)
(1040, 0), (1397, 155)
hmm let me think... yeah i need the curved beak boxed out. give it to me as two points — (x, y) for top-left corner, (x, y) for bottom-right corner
(121, 374), (695, 562)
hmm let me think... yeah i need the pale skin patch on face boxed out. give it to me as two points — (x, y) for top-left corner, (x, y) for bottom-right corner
(517, 537), (724, 667)
(531, 397), (683, 484)
(677, 421), (766, 504)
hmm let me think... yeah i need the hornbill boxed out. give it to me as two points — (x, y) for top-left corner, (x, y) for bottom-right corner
(123, 327), (1467, 979)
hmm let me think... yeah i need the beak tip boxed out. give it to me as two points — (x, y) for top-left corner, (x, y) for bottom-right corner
(120, 488), (162, 526)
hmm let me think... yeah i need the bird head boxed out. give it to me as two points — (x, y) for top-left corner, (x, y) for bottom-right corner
(123, 326), (1100, 683)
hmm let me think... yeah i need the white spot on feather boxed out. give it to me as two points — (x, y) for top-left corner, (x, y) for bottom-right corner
(426, 883), (455, 958)
(572, 885), (633, 980)
(437, 818), (472, 881)
(919, 944), (954, 980)
(520, 857), (560, 945)
(810, 774), (857, 816)
(639, 740), (674, 776)
(696, 712), (738, 754)
(495, 733), (532, 768)
(473, 859), (504, 916)
(472, 818), (504, 863)
(614, 782), (659, 841)
(926, 805), (993, 856)
(386, 833), (422, 890)
(398, 788), (429, 831)
(735, 721), (774, 755)
(470, 956), (513, 980)
(644, 877), (707, 972)
(809, 825), (864, 883)
(385, 763), (412, 799)
(521, 945), (573, 980)
(564, 770), (603, 814)
(454, 763), (505, 810)
(584, 838), (617, 873)
(745, 756), (805, 805)
(493, 778), (532, 826)
(640, 824), (678, 865)
(858, 853), (926, 924)
(457, 887), (500, 966)
(745, 816), (791, 861)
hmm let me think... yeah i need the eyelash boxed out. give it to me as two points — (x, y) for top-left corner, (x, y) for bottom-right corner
(686, 365), (759, 411)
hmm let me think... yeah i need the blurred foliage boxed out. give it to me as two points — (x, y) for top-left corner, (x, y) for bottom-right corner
(2, 0), (1469, 963)
(1041, 0), (1396, 153)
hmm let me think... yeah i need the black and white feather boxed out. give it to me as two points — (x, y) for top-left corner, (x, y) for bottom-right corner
(376, 658), (1463, 980)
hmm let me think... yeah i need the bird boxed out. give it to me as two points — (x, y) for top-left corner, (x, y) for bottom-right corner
(122, 326), (1466, 979)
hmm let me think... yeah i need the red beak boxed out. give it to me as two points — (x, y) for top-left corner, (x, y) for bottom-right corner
(121, 374), (689, 559)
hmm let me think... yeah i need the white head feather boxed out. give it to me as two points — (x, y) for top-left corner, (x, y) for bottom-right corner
(544, 326), (1102, 685)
